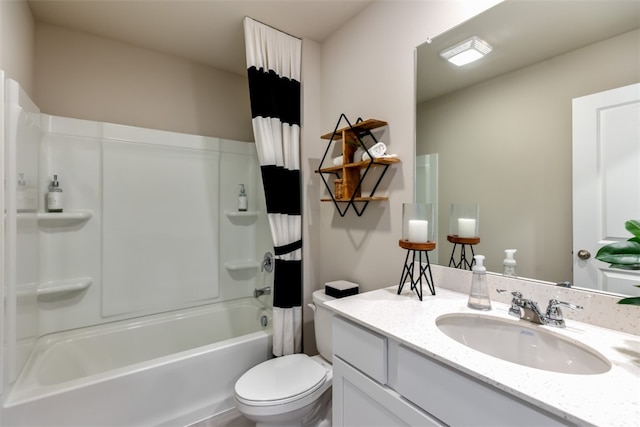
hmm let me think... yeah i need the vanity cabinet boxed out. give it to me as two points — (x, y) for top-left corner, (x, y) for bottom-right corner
(332, 317), (443, 427)
(332, 316), (573, 427)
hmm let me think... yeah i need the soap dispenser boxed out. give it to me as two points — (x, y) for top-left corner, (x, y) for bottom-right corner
(503, 249), (517, 278)
(467, 254), (491, 310)
(46, 174), (64, 213)
(17, 173), (36, 212)
(238, 184), (248, 211)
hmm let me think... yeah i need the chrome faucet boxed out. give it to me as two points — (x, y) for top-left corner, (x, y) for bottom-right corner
(254, 286), (271, 298)
(507, 291), (547, 324)
(261, 251), (274, 273)
(499, 290), (583, 328)
(545, 299), (583, 328)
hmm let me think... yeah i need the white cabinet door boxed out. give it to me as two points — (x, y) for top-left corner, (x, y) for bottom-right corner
(332, 357), (444, 427)
(572, 83), (640, 294)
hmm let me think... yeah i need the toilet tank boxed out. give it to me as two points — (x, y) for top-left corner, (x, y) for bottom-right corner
(312, 290), (336, 362)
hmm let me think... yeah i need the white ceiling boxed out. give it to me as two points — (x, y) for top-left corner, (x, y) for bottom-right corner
(27, 0), (373, 76)
(417, 0), (640, 103)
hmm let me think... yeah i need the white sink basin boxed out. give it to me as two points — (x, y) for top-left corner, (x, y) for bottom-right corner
(436, 313), (611, 375)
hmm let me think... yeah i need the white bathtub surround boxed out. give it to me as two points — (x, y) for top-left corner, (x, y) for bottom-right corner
(4, 78), (43, 386)
(35, 114), (270, 330)
(2, 298), (272, 426)
(325, 284), (640, 426)
(101, 136), (221, 316)
(5, 79), (270, 334)
(3, 78), (274, 426)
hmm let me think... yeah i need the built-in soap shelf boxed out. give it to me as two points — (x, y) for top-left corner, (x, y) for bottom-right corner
(224, 210), (259, 225)
(37, 277), (92, 300)
(17, 210), (93, 227)
(38, 210), (93, 226)
(224, 261), (260, 272)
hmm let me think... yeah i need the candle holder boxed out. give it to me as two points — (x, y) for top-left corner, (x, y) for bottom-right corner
(402, 203), (434, 243)
(449, 203), (479, 238)
(398, 203), (436, 300)
(448, 203), (480, 270)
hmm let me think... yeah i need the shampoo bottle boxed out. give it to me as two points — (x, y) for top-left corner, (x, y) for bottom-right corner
(16, 173), (27, 212)
(46, 174), (64, 213)
(238, 184), (248, 211)
(467, 254), (491, 310)
(503, 249), (517, 278)
(17, 173), (36, 212)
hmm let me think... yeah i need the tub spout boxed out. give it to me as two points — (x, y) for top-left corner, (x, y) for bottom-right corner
(254, 286), (271, 298)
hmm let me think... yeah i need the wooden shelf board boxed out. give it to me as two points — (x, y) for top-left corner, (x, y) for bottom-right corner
(316, 165), (342, 173)
(346, 158), (400, 168)
(316, 157), (400, 174)
(320, 118), (388, 140)
(321, 196), (389, 202)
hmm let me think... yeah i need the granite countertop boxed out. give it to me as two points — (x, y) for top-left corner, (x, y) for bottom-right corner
(325, 286), (640, 427)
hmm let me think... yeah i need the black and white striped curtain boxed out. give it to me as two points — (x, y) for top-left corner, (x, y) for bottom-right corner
(243, 17), (302, 357)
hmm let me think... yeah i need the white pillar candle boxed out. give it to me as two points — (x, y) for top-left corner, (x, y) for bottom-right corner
(458, 218), (476, 238)
(408, 219), (429, 243)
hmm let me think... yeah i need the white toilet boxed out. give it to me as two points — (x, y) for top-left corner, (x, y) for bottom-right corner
(234, 289), (335, 427)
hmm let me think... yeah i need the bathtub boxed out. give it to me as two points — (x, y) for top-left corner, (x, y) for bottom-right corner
(1, 298), (272, 426)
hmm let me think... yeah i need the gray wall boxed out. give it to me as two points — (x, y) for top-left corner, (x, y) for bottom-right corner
(313, 1), (500, 295)
(1, 4), (253, 142)
(0, 1), (35, 93)
(34, 23), (253, 142)
(416, 29), (640, 281)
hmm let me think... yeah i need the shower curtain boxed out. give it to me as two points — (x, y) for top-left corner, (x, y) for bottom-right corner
(243, 17), (302, 357)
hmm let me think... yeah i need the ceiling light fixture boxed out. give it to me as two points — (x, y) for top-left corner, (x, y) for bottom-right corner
(440, 36), (492, 66)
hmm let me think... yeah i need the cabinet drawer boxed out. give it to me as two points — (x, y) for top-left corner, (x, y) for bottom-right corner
(333, 317), (387, 384)
(395, 345), (572, 426)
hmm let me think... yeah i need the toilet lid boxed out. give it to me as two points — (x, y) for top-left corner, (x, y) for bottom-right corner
(235, 354), (327, 405)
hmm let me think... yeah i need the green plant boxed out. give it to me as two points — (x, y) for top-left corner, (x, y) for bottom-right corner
(595, 219), (640, 305)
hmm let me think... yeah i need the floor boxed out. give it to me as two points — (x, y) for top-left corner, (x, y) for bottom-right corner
(190, 408), (254, 427)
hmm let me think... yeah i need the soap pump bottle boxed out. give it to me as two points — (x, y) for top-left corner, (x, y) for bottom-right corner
(238, 184), (248, 211)
(17, 173), (28, 212)
(467, 254), (491, 311)
(46, 174), (64, 213)
(503, 249), (517, 278)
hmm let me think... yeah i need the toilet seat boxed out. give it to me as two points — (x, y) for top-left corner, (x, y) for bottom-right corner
(235, 354), (328, 407)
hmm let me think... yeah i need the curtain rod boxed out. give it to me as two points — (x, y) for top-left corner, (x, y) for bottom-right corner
(245, 16), (302, 41)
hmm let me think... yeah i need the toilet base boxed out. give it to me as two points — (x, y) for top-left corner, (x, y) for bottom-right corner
(240, 387), (331, 427)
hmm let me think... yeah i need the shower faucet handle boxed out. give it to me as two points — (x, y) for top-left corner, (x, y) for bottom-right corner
(261, 251), (274, 273)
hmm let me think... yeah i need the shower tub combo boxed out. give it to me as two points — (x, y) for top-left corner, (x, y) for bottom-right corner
(2, 82), (273, 426)
(2, 297), (272, 426)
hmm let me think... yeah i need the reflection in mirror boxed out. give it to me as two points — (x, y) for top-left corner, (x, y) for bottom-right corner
(415, 0), (639, 295)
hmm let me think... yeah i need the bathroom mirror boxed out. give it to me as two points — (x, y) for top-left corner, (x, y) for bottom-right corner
(415, 0), (640, 294)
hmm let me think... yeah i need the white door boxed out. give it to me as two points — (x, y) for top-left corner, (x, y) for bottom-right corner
(572, 83), (640, 295)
